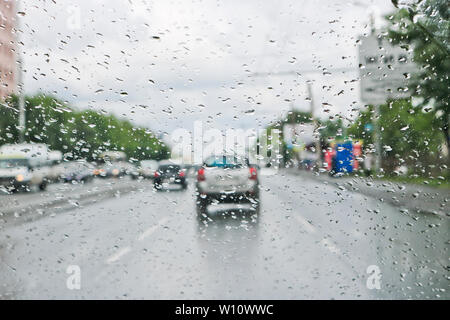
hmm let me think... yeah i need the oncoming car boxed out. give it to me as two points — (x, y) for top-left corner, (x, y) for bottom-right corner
(195, 155), (260, 215)
(137, 160), (159, 179)
(0, 156), (48, 192)
(60, 161), (95, 183)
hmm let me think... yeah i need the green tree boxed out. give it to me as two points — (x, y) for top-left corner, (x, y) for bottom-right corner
(283, 110), (313, 124)
(387, 0), (450, 154)
(277, 110), (313, 164)
(0, 94), (170, 161)
(318, 118), (344, 144)
(348, 99), (445, 174)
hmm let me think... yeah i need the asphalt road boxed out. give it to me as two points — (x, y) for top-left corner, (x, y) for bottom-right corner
(0, 169), (448, 299)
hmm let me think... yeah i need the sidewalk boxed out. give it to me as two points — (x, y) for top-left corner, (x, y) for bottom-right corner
(286, 169), (449, 217)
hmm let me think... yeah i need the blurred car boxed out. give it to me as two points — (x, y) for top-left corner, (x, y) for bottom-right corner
(60, 161), (95, 183)
(0, 155), (49, 192)
(137, 160), (159, 179)
(195, 155), (260, 215)
(98, 151), (127, 162)
(119, 161), (138, 177)
(94, 151), (133, 178)
(154, 161), (187, 190)
(0, 143), (53, 192)
(47, 150), (64, 182)
(94, 161), (126, 178)
(98, 163), (121, 178)
(47, 162), (66, 182)
(93, 164), (108, 178)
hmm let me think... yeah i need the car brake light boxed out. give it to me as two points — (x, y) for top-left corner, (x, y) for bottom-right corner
(249, 167), (257, 180)
(197, 168), (205, 181)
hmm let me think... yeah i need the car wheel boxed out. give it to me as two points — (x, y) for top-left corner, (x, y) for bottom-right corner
(196, 196), (209, 216)
(154, 183), (162, 191)
(39, 181), (47, 191)
(252, 196), (260, 210)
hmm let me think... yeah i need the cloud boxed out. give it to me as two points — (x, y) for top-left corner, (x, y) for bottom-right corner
(19, 0), (395, 134)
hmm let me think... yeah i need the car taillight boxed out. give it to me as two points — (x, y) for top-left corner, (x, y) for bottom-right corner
(178, 171), (185, 177)
(197, 168), (205, 181)
(249, 167), (257, 180)
(154, 171), (160, 178)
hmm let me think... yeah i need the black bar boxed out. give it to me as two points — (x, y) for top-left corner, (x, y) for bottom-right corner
(0, 300), (445, 319)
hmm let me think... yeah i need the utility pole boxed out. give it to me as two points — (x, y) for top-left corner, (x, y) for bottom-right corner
(15, 1), (26, 143)
(307, 81), (321, 171)
(18, 56), (25, 142)
(373, 104), (382, 174)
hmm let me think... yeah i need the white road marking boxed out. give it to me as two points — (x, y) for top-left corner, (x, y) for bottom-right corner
(106, 246), (132, 264)
(320, 239), (341, 255)
(105, 217), (169, 264)
(295, 214), (317, 234)
(295, 214), (343, 257)
(137, 217), (168, 241)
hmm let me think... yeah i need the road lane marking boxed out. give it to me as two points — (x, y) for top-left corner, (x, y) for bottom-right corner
(293, 212), (343, 257)
(320, 239), (341, 255)
(106, 246), (131, 264)
(137, 217), (168, 241)
(105, 217), (169, 265)
(295, 215), (316, 234)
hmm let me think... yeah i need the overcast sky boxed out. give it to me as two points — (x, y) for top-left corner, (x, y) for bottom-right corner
(18, 0), (396, 140)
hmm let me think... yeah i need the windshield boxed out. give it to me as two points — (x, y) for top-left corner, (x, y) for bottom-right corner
(63, 162), (91, 170)
(0, 0), (448, 303)
(0, 158), (29, 169)
(158, 164), (181, 173)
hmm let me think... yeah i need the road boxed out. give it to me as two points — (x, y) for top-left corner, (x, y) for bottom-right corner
(0, 169), (448, 299)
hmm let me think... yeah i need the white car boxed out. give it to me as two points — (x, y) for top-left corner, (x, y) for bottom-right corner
(47, 162), (66, 182)
(137, 160), (159, 179)
(0, 156), (49, 192)
(195, 155), (260, 215)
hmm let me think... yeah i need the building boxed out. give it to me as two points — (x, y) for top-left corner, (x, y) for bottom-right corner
(0, 0), (17, 101)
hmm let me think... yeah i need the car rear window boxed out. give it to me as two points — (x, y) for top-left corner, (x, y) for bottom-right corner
(204, 156), (246, 168)
(158, 164), (181, 172)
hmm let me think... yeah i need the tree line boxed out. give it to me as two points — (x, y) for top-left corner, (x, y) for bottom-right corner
(0, 94), (170, 162)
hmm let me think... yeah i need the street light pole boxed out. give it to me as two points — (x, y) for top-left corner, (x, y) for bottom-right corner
(373, 104), (381, 174)
(15, 1), (26, 142)
(18, 56), (25, 142)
